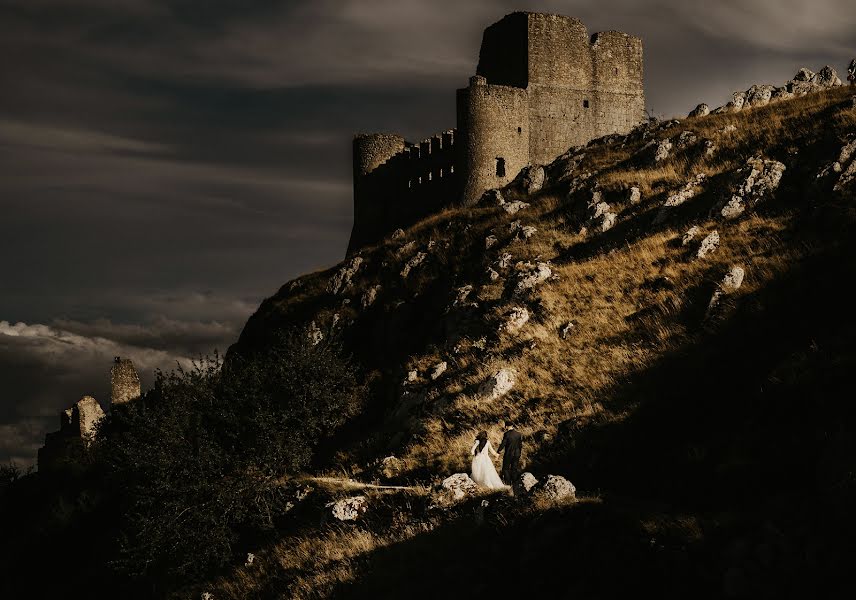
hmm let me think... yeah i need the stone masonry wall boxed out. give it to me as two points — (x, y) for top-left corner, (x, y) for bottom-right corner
(111, 357), (141, 406)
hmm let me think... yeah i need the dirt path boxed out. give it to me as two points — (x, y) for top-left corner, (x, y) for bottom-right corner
(306, 476), (425, 492)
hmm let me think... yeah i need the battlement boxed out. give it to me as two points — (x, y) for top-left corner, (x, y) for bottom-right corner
(347, 12), (645, 253)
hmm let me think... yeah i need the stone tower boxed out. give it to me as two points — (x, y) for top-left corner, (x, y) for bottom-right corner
(110, 356), (141, 406)
(348, 12), (645, 253)
(37, 395), (105, 472)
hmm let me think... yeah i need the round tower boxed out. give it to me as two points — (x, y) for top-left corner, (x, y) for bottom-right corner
(353, 133), (407, 179)
(457, 77), (530, 205)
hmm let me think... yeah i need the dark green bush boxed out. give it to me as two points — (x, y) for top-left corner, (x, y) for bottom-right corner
(99, 332), (364, 582)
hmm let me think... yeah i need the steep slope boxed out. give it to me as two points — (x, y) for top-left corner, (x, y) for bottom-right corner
(222, 84), (856, 598)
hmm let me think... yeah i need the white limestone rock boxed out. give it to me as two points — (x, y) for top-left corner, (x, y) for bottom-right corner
(401, 252), (427, 278)
(520, 165), (546, 194)
(654, 139), (673, 163)
(503, 200), (530, 215)
(327, 256), (363, 295)
(307, 321), (323, 346)
(677, 130), (698, 148)
(479, 368), (516, 400)
(379, 455), (405, 479)
(430, 362), (448, 380)
(438, 473), (479, 504)
(682, 226), (700, 247)
(514, 262), (552, 295)
(328, 496), (367, 521)
(361, 284), (381, 309)
(485, 235), (498, 249)
(720, 157), (786, 220)
(560, 321), (575, 339)
(696, 230), (720, 259)
(654, 174), (706, 224)
(539, 475), (577, 502)
(745, 84), (775, 107)
(627, 186), (642, 204)
(708, 266), (746, 314)
(521, 472), (539, 493)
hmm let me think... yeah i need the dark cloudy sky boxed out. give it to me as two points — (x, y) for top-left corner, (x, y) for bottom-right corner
(1, 0), (853, 467)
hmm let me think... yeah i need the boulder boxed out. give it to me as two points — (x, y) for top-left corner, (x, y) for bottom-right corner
(379, 455), (405, 479)
(437, 473), (479, 504)
(479, 368), (516, 400)
(719, 157), (786, 219)
(539, 475), (576, 502)
(745, 84), (775, 107)
(704, 140), (717, 157)
(627, 186), (642, 204)
(560, 321), (575, 339)
(696, 230), (721, 259)
(327, 256), (363, 295)
(485, 235), (498, 249)
(520, 472), (539, 493)
(391, 228), (405, 239)
(519, 165), (546, 194)
(682, 225), (700, 247)
(812, 65), (842, 87)
(688, 103), (710, 118)
(708, 265), (746, 314)
(677, 131), (698, 148)
(245, 553), (255, 567)
(514, 262), (552, 295)
(503, 200), (530, 215)
(496, 253), (513, 270)
(793, 68), (814, 82)
(654, 174), (706, 224)
(502, 306), (530, 334)
(400, 252), (427, 277)
(452, 285), (474, 307)
(653, 138), (673, 163)
(510, 221), (537, 241)
(487, 267), (500, 281)
(430, 362), (448, 380)
(328, 496), (367, 521)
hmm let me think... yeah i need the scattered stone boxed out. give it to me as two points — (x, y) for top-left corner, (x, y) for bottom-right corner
(719, 157), (786, 219)
(521, 472), (539, 493)
(696, 230), (720, 259)
(479, 368), (516, 400)
(654, 174), (706, 224)
(401, 252), (427, 277)
(201, 593), (214, 600)
(510, 221), (537, 240)
(627, 186), (642, 204)
(485, 235), (498, 249)
(793, 67), (814, 82)
(745, 84), (775, 107)
(245, 553), (255, 567)
(307, 321), (323, 346)
(502, 306), (530, 334)
(689, 103), (710, 118)
(430, 362), (448, 380)
(813, 65), (842, 87)
(560, 321), (575, 339)
(379, 455), (405, 479)
(708, 266), (746, 314)
(703, 140), (717, 157)
(503, 200), (530, 215)
(720, 124), (738, 135)
(834, 160), (856, 192)
(514, 262), (552, 295)
(487, 267), (500, 281)
(496, 253), (513, 270)
(391, 228), (405, 239)
(437, 473), (479, 504)
(539, 475), (577, 502)
(327, 256), (363, 295)
(405, 370), (419, 384)
(361, 284), (381, 309)
(328, 496), (367, 521)
(819, 138), (856, 192)
(682, 225), (700, 246)
(654, 138), (673, 163)
(600, 211), (617, 232)
(677, 130), (698, 148)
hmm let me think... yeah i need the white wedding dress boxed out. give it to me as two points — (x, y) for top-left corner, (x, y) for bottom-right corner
(470, 439), (507, 489)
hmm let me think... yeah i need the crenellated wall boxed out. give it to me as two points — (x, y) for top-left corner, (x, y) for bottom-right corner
(348, 130), (461, 254)
(348, 11), (646, 250)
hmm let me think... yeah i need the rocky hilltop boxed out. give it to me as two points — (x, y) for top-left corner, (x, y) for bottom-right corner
(224, 72), (856, 598)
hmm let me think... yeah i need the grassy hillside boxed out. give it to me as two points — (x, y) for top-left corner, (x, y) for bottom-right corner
(216, 86), (856, 598)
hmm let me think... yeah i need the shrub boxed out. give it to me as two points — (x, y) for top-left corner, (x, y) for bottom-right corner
(98, 332), (364, 582)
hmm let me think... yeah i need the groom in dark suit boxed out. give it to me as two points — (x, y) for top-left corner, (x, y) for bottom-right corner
(498, 421), (523, 492)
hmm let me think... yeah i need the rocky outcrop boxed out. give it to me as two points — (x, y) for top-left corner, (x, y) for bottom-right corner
(38, 396), (106, 473)
(361, 284), (381, 309)
(682, 225), (700, 247)
(627, 186), (642, 204)
(307, 321), (324, 345)
(327, 256), (363, 295)
(401, 252), (427, 278)
(719, 157), (786, 220)
(502, 306), (530, 334)
(818, 137), (856, 192)
(379, 455), (405, 479)
(328, 496), (367, 521)
(654, 174), (706, 224)
(479, 368), (515, 400)
(688, 103), (710, 118)
(520, 472), (539, 493)
(510, 221), (537, 241)
(503, 201), (530, 215)
(707, 265), (746, 314)
(516, 165), (546, 194)
(710, 66), (843, 114)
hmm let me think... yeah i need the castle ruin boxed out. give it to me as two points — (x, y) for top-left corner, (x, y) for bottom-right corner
(348, 12), (645, 254)
(37, 357), (141, 472)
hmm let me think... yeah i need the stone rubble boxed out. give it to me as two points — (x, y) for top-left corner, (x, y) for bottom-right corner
(307, 321), (324, 346)
(401, 252), (427, 277)
(361, 284), (381, 309)
(682, 225), (700, 247)
(539, 475), (577, 502)
(514, 262), (552, 295)
(654, 174), (706, 224)
(719, 157), (786, 220)
(430, 362), (448, 380)
(502, 306), (530, 334)
(520, 472), (539, 493)
(328, 496), (367, 521)
(627, 186), (642, 204)
(503, 200), (530, 215)
(437, 473), (479, 504)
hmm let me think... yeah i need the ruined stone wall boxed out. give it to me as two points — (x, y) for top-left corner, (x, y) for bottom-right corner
(348, 130), (460, 254)
(458, 77), (530, 204)
(37, 396), (105, 472)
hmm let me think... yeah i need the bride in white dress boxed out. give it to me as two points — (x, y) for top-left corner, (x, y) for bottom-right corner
(470, 430), (507, 489)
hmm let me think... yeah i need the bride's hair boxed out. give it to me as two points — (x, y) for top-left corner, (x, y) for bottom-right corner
(475, 430), (488, 454)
